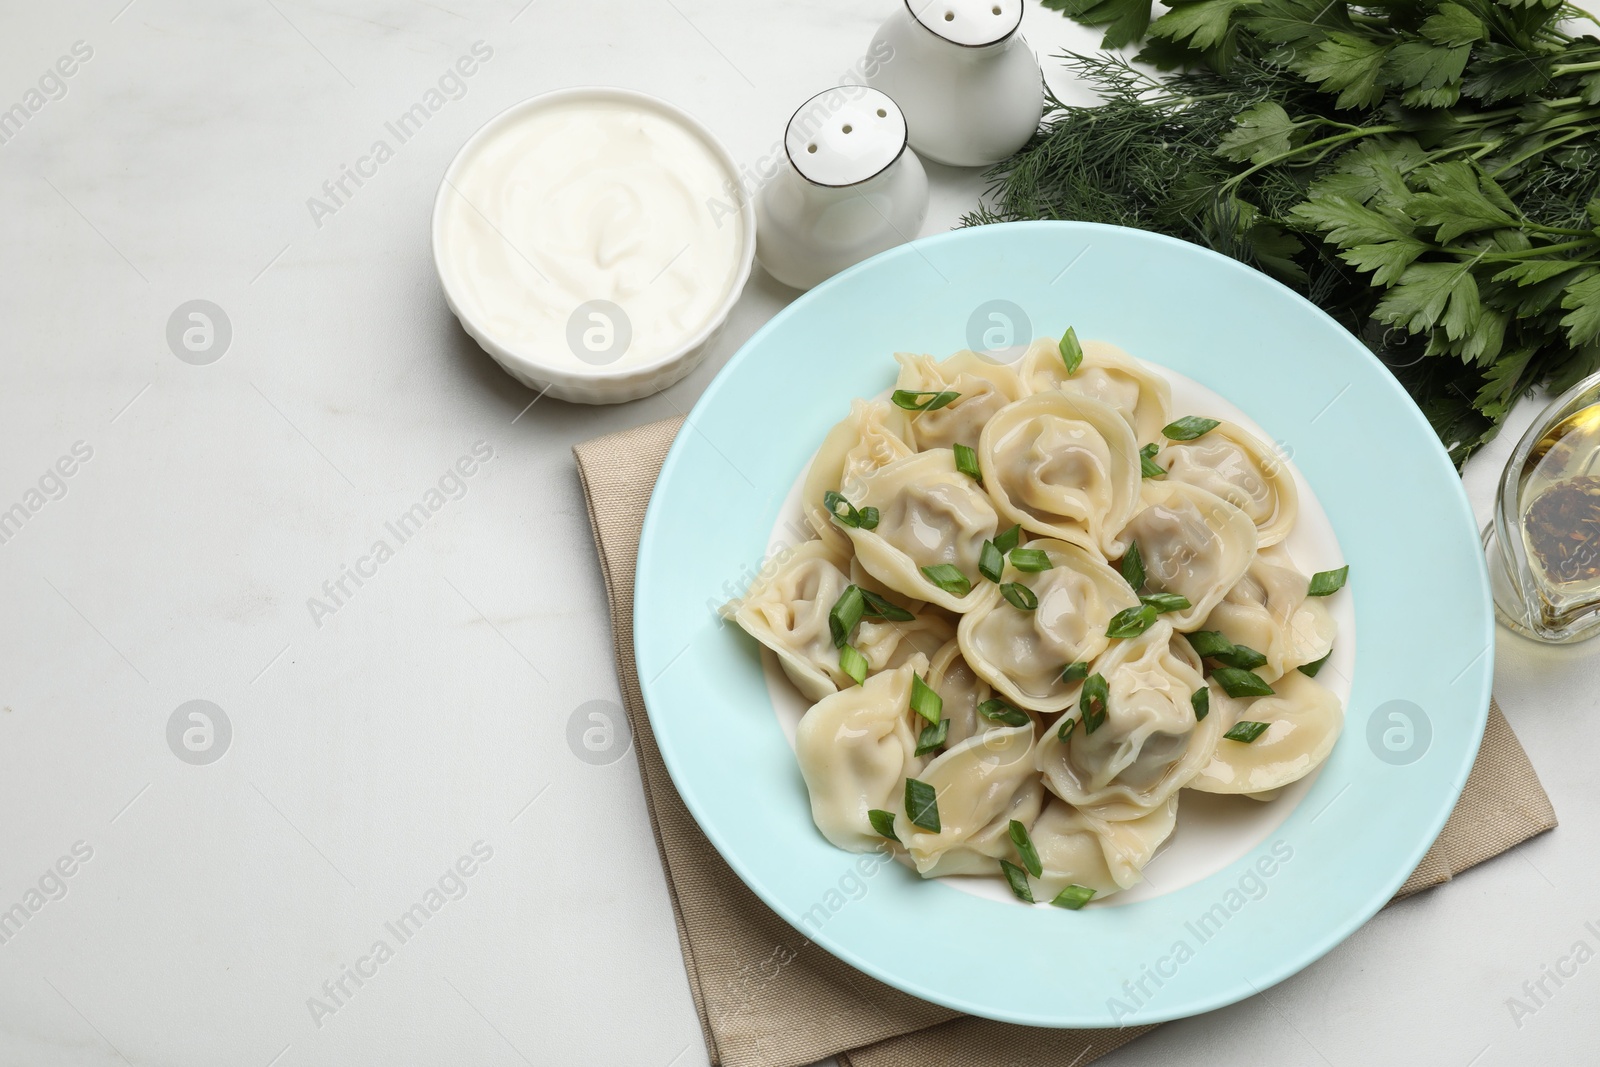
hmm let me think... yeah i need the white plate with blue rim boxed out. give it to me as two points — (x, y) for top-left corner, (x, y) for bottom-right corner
(632, 220), (1492, 1026)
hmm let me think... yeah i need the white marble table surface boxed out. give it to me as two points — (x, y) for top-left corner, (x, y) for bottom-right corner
(1, 1), (1595, 1064)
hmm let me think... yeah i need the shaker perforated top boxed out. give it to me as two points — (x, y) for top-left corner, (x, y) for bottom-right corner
(906, 0), (1024, 47)
(784, 86), (909, 188)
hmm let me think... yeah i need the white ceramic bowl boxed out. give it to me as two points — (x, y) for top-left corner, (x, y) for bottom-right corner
(431, 87), (756, 405)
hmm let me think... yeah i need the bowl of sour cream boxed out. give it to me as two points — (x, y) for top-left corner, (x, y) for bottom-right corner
(433, 87), (755, 404)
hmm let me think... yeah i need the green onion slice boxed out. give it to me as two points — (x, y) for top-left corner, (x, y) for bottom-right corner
(828, 585), (865, 649)
(993, 524), (1022, 555)
(1308, 566), (1349, 597)
(915, 716), (949, 756)
(1080, 673), (1109, 733)
(1213, 667), (1275, 698)
(868, 808), (899, 843)
(905, 777), (940, 832)
(1162, 416), (1221, 441)
(1214, 643), (1267, 671)
(1105, 603), (1157, 639)
(953, 443), (983, 483)
(978, 540), (1004, 584)
(1299, 650), (1332, 678)
(858, 589), (914, 622)
(1224, 720), (1271, 743)
(1057, 714), (1078, 742)
(1009, 548), (1054, 572)
(1140, 592), (1192, 614)
(1000, 582), (1038, 611)
(1186, 630), (1237, 659)
(1120, 540), (1145, 591)
(1050, 884), (1096, 910)
(1000, 859), (1035, 903)
(822, 490), (879, 530)
(920, 564), (972, 599)
(910, 673), (943, 725)
(1191, 685), (1210, 721)
(1059, 661), (1089, 685)
(1059, 326), (1083, 376)
(976, 698), (1031, 727)
(1139, 442), (1164, 479)
(891, 389), (960, 412)
(1009, 819), (1043, 878)
(839, 644), (868, 685)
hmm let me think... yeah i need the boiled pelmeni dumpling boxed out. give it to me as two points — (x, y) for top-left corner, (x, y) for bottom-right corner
(1203, 546), (1336, 682)
(1155, 421), (1298, 548)
(1036, 622), (1220, 821)
(893, 349), (1025, 452)
(802, 398), (914, 552)
(1119, 480), (1258, 631)
(893, 722), (1042, 876)
(794, 658), (926, 852)
(855, 610), (955, 675)
(924, 638), (994, 748)
(1188, 672), (1343, 794)
(721, 539), (853, 701)
(957, 539), (1140, 713)
(1016, 337), (1172, 442)
(978, 392), (1141, 557)
(839, 449), (1000, 612)
(1030, 797), (1178, 901)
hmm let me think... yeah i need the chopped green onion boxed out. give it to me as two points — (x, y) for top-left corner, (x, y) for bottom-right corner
(1009, 548), (1054, 572)
(891, 389), (960, 412)
(828, 585), (865, 649)
(1308, 566), (1350, 597)
(839, 644), (868, 685)
(979, 539), (1004, 583)
(1009, 820), (1043, 878)
(859, 589), (914, 622)
(1050, 884), (1096, 910)
(1186, 630), (1237, 659)
(823, 491), (879, 530)
(1000, 582), (1038, 611)
(868, 809), (900, 843)
(1058, 326), (1083, 376)
(1214, 643), (1267, 671)
(915, 716), (949, 756)
(1192, 685), (1210, 721)
(953, 443), (983, 483)
(1213, 667), (1275, 698)
(1140, 592), (1192, 614)
(976, 698), (1031, 727)
(1162, 416), (1221, 441)
(1299, 650), (1332, 678)
(1120, 540), (1145, 591)
(910, 673), (943, 725)
(1224, 720), (1272, 743)
(905, 778), (940, 832)
(1000, 859), (1035, 903)
(1139, 442), (1164, 479)
(920, 564), (971, 598)
(1080, 674), (1109, 733)
(1106, 603), (1157, 639)
(993, 524), (1022, 555)
(1059, 661), (1089, 685)
(1057, 714), (1078, 742)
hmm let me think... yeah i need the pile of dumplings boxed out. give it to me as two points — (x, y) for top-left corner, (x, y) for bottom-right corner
(723, 336), (1345, 906)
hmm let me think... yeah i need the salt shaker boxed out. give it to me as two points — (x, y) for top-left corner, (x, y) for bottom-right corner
(755, 86), (930, 292)
(865, 0), (1043, 167)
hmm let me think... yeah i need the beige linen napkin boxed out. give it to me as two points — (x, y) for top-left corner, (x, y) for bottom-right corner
(574, 416), (1558, 1067)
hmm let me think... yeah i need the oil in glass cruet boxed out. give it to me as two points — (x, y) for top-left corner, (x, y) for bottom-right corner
(1515, 402), (1600, 633)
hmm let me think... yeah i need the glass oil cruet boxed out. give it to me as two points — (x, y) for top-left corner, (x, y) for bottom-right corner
(1486, 369), (1600, 643)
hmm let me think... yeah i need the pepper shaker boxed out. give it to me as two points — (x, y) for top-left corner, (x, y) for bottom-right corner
(755, 86), (930, 292)
(865, 0), (1043, 167)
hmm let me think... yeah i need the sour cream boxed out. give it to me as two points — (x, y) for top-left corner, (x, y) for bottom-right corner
(436, 90), (749, 375)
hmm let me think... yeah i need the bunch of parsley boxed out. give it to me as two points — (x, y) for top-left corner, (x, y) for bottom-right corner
(966, 0), (1600, 462)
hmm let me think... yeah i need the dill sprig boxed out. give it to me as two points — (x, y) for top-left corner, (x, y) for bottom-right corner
(969, 0), (1600, 464)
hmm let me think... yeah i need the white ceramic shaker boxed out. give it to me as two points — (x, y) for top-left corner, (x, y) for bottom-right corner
(865, 0), (1042, 167)
(755, 86), (930, 291)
